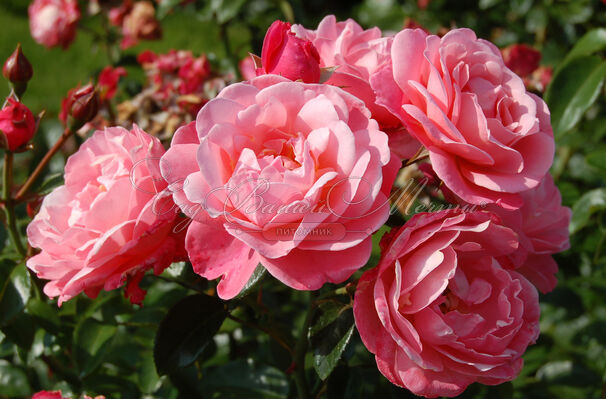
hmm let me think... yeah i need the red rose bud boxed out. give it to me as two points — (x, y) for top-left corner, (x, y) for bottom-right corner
(3, 44), (34, 98)
(71, 84), (99, 123)
(502, 43), (541, 77)
(260, 20), (321, 83)
(0, 98), (36, 151)
(3, 44), (33, 83)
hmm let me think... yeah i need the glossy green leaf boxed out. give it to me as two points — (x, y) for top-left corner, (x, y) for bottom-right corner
(26, 297), (60, 333)
(0, 360), (32, 397)
(0, 263), (32, 327)
(310, 301), (355, 380)
(154, 294), (227, 375)
(201, 358), (289, 399)
(74, 318), (117, 377)
(545, 56), (606, 136)
(570, 188), (606, 234)
(563, 28), (606, 65)
(138, 350), (161, 394)
(234, 264), (266, 300)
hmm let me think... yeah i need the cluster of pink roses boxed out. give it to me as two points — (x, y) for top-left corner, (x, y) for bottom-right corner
(26, 15), (570, 398)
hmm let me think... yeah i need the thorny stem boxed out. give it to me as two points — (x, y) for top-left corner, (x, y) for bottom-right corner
(15, 127), (74, 202)
(3, 151), (26, 257)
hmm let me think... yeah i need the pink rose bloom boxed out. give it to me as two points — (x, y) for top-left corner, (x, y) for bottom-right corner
(354, 210), (540, 398)
(292, 17), (401, 128)
(487, 174), (571, 293)
(160, 76), (399, 299)
(32, 392), (64, 399)
(375, 28), (555, 209)
(32, 391), (104, 399)
(28, 0), (80, 49)
(258, 20), (321, 83)
(27, 125), (184, 305)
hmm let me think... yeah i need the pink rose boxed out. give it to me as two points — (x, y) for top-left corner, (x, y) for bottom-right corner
(32, 391), (64, 399)
(27, 125), (184, 305)
(354, 210), (540, 398)
(32, 391), (105, 399)
(375, 28), (555, 209)
(0, 98), (36, 151)
(487, 174), (571, 293)
(259, 20), (321, 83)
(28, 0), (80, 49)
(292, 17), (401, 129)
(160, 76), (399, 299)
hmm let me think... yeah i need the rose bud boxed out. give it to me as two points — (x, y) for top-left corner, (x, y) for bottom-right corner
(3, 43), (33, 83)
(3, 44), (34, 98)
(70, 84), (99, 124)
(502, 43), (541, 77)
(259, 20), (321, 83)
(0, 98), (36, 151)
(60, 83), (99, 129)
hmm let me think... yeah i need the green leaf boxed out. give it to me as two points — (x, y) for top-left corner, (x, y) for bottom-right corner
(309, 301), (355, 380)
(37, 172), (64, 195)
(0, 263), (32, 327)
(138, 350), (161, 394)
(585, 149), (606, 173)
(562, 28), (606, 65)
(570, 188), (606, 234)
(73, 318), (117, 377)
(210, 0), (246, 24)
(545, 56), (606, 136)
(0, 360), (31, 396)
(201, 358), (289, 399)
(154, 294), (227, 375)
(234, 264), (266, 300)
(156, 0), (183, 19)
(26, 297), (60, 333)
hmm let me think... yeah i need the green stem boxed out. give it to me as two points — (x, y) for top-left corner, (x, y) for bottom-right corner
(293, 294), (316, 399)
(3, 152), (26, 257)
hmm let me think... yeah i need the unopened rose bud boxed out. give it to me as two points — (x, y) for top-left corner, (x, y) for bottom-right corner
(3, 44), (33, 83)
(259, 20), (321, 83)
(3, 44), (34, 97)
(70, 84), (99, 124)
(0, 98), (36, 151)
